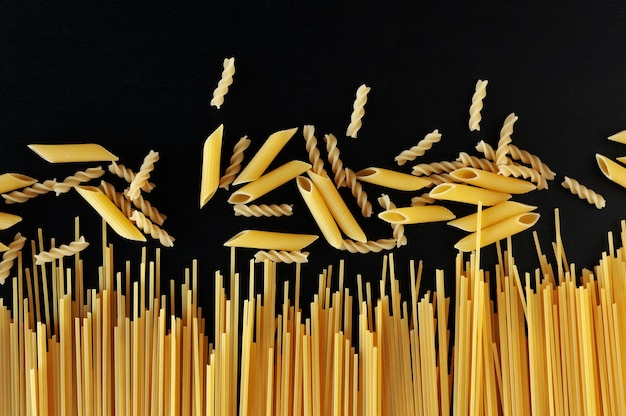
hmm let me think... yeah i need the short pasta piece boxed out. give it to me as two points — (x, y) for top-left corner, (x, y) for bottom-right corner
(130, 211), (175, 247)
(200, 125), (224, 207)
(254, 250), (309, 264)
(447, 201), (537, 232)
(0, 212), (22, 230)
(378, 205), (456, 225)
(53, 166), (105, 195)
(608, 130), (626, 144)
(219, 135), (250, 190)
(429, 183), (511, 206)
(224, 230), (318, 251)
(297, 176), (343, 249)
(410, 193), (437, 206)
(2, 179), (57, 204)
(0, 173), (37, 194)
(457, 152), (498, 173)
(210, 57), (235, 109)
(454, 212), (540, 252)
(356, 167), (431, 191)
(344, 168), (373, 218)
(469, 79), (488, 131)
(346, 84), (371, 138)
(508, 144), (556, 180)
(596, 153), (626, 188)
(498, 164), (548, 190)
(128, 150), (159, 201)
(123, 188), (167, 225)
(28, 143), (118, 163)
(233, 203), (293, 218)
(495, 113), (518, 167)
(35, 236), (89, 265)
(394, 129), (442, 166)
(616, 156), (626, 164)
(303, 125), (327, 176)
(450, 167), (536, 194)
(377, 194), (407, 247)
(340, 238), (397, 254)
(412, 160), (465, 176)
(561, 176), (606, 209)
(324, 133), (347, 187)
(108, 162), (155, 192)
(99, 180), (135, 218)
(0, 233), (26, 283)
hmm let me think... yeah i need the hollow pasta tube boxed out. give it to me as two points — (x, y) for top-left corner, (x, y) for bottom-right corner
(223, 230), (318, 251)
(0, 173), (37, 194)
(356, 167), (431, 191)
(447, 201), (537, 232)
(454, 212), (540, 252)
(28, 143), (118, 163)
(450, 167), (536, 194)
(200, 124), (224, 208)
(296, 176), (343, 249)
(378, 205), (455, 225)
(596, 153), (626, 188)
(429, 183), (511, 206)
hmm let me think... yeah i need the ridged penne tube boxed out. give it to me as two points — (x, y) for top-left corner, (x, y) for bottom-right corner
(28, 143), (118, 163)
(608, 130), (626, 144)
(75, 186), (146, 242)
(233, 127), (298, 185)
(429, 183), (511, 206)
(447, 201), (537, 232)
(596, 154), (626, 188)
(296, 176), (343, 249)
(307, 171), (367, 243)
(200, 124), (224, 207)
(450, 167), (537, 194)
(617, 156), (626, 164)
(53, 166), (105, 195)
(228, 160), (311, 205)
(356, 167), (431, 191)
(0, 173), (37, 194)
(0, 212), (22, 230)
(454, 212), (540, 252)
(339, 238), (396, 254)
(378, 205), (456, 225)
(223, 230), (318, 251)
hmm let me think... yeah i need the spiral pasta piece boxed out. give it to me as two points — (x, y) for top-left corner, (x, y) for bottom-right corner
(99, 180), (135, 218)
(127, 150), (159, 201)
(410, 193), (437, 206)
(346, 84), (370, 138)
(508, 144), (556, 180)
(344, 168), (373, 218)
(497, 164), (548, 189)
(303, 125), (327, 176)
(53, 167), (105, 196)
(130, 210), (175, 247)
(123, 188), (167, 225)
(254, 250), (309, 264)
(456, 152), (498, 173)
(2, 179), (57, 204)
(210, 57), (236, 109)
(394, 129), (442, 166)
(378, 194), (407, 247)
(219, 136), (251, 190)
(562, 176), (606, 209)
(324, 133), (346, 187)
(339, 238), (397, 254)
(412, 160), (464, 176)
(469, 79), (488, 131)
(475, 140), (497, 161)
(108, 162), (155, 192)
(233, 204), (293, 217)
(495, 113), (518, 167)
(0, 233), (26, 284)
(34, 236), (89, 266)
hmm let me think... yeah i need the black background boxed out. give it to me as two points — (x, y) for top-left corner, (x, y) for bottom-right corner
(2, 1), (626, 316)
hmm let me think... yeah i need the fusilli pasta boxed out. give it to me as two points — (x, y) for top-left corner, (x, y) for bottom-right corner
(127, 150), (159, 201)
(344, 168), (373, 218)
(254, 250), (309, 264)
(0, 233), (26, 284)
(99, 180), (135, 218)
(233, 204), (293, 217)
(495, 113), (518, 167)
(562, 176), (606, 209)
(34, 236), (89, 266)
(219, 136), (251, 190)
(53, 167), (105, 195)
(497, 164), (547, 189)
(508, 144), (556, 180)
(456, 152), (498, 173)
(123, 188), (167, 225)
(412, 160), (464, 176)
(210, 57), (235, 109)
(108, 162), (155, 192)
(346, 84), (370, 138)
(130, 210), (175, 247)
(2, 179), (57, 204)
(340, 238), (397, 254)
(469, 79), (488, 131)
(410, 193), (437, 206)
(394, 129), (442, 166)
(378, 194), (407, 247)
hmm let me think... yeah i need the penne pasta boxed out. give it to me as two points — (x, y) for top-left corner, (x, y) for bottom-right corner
(307, 171), (367, 242)
(616, 156), (626, 164)
(0, 173), (37, 194)
(378, 205), (456, 225)
(223, 230), (318, 251)
(447, 201), (537, 232)
(356, 167), (431, 191)
(28, 143), (118, 163)
(233, 127), (298, 185)
(429, 183), (511, 206)
(228, 160), (311, 205)
(200, 124), (224, 208)
(75, 186), (146, 242)
(454, 212), (540, 252)
(608, 130), (626, 144)
(296, 176), (343, 249)
(0, 212), (22, 230)
(596, 153), (626, 188)
(450, 167), (536, 194)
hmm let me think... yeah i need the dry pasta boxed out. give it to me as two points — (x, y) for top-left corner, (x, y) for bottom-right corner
(34, 236), (89, 265)
(410, 193), (437, 206)
(324, 133), (347, 187)
(497, 164), (548, 189)
(123, 189), (167, 225)
(454, 212), (540, 251)
(508, 144), (556, 180)
(0, 173), (37, 194)
(108, 162), (155, 192)
(394, 129), (442, 166)
(27, 143), (118, 163)
(476, 139), (497, 161)
(296, 176), (343, 249)
(447, 200), (537, 232)
(0, 212), (21, 230)
(378, 205), (456, 225)
(210, 57), (235, 109)
(53, 166), (105, 195)
(303, 125), (327, 176)
(412, 160), (464, 176)
(457, 151), (498, 173)
(233, 203), (293, 217)
(608, 130), (626, 144)
(253, 250), (309, 264)
(596, 153), (626, 188)
(346, 84), (370, 138)
(128, 150), (159, 201)
(356, 167), (431, 191)
(219, 135), (251, 190)
(2, 178), (57, 204)
(377, 194), (407, 247)
(339, 238), (397, 253)
(344, 168), (373, 218)
(200, 125), (224, 208)
(450, 167), (537, 194)
(561, 176), (606, 209)
(495, 113), (518, 167)
(0, 233), (25, 284)
(223, 230), (318, 251)
(130, 211), (175, 247)
(429, 183), (512, 206)
(468, 79), (488, 131)
(98, 180), (135, 218)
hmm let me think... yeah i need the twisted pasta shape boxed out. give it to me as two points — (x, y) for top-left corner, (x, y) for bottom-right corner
(475, 140), (497, 161)
(53, 167), (105, 195)
(108, 162), (155, 192)
(127, 150), (159, 201)
(423, 173), (457, 187)
(378, 194), (407, 248)
(2, 179), (57, 204)
(219, 136), (251, 190)
(410, 193), (437, 206)
(346, 84), (371, 138)
(562, 176), (606, 209)
(412, 160), (464, 176)
(210, 57), (235, 109)
(35, 236), (89, 266)
(456, 152), (498, 173)
(99, 180), (135, 218)
(495, 113), (518, 167)
(324, 133), (346, 187)
(0, 233), (26, 284)
(497, 164), (548, 189)
(344, 168), (373, 218)
(130, 210), (175, 247)
(123, 188), (167, 225)
(254, 250), (309, 264)
(340, 238), (397, 254)
(303, 125), (327, 176)
(233, 204), (293, 217)
(469, 79), (488, 131)
(394, 129), (442, 166)
(508, 144), (556, 180)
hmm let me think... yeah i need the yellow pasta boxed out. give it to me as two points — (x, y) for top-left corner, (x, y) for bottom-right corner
(210, 57), (235, 109)
(75, 186), (146, 242)
(454, 212), (540, 251)
(616, 156), (626, 164)
(561, 176), (606, 209)
(228, 160), (311, 205)
(377, 194), (407, 247)
(344, 168), (373, 217)
(339, 238), (396, 253)
(253, 250), (309, 264)
(296, 176), (343, 249)
(608, 130), (626, 144)
(0, 233), (25, 283)
(233, 203), (293, 217)
(0, 212), (22, 230)
(219, 135), (250, 190)
(447, 200), (537, 231)
(450, 167), (537, 194)
(303, 125), (326, 176)
(130, 211), (175, 247)
(307, 171), (367, 243)
(495, 113), (517, 167)
(596, 153), (626, 188)
(469, 79), (488, 131)
(98, 180), (135, 218)
(457, 151), (498, 173)
(394, 129), (442, 166)
(429, 183), (511, 206)
(324, 133), (347, 187)
(128, 150), (159, 201)
(200, 124), (224, 208)
(378, 205), (456, 225)
(27, 143), (118, 163)
(0, 173), (37, 194)
(233, 127), (298, 185)
(223, 230), (318, 251)
(412, 159), (465, 176)
(2, 178), (57, 204)
(34, 236), (89, 265)
(53, 166), (105, 195)
(346, 84), (371, 138)
(108, 162), (155, 192)
(356, 167), (431, 191)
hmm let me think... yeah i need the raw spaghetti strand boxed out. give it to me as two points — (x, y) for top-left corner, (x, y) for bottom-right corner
(127, 150), (159, 201)
(219, 136), (251, 190)
(34, 236), (89, 265)
(394, 129), (442, 166)
(210, 57), (236, 109)
(53, 167), (105, 195)
(339, 238), (396, 254)
(0, 233), (26, 284)
(2, 179), (57, 204)
(346, 84), (370, 138)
